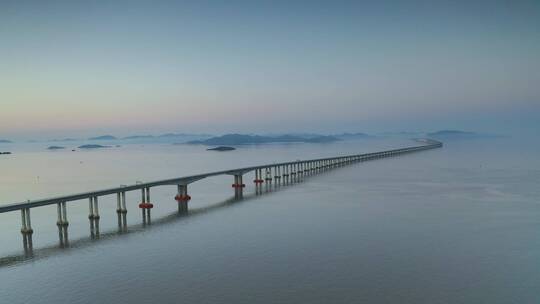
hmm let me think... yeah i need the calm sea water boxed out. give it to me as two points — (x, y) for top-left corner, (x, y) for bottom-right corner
(0, 137), (539, 303)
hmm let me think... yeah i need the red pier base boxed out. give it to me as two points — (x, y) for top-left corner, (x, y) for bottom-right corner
(138, 202), (154, 209)
(175, 194), (191, 202)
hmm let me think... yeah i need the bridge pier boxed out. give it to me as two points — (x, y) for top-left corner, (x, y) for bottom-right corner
(232, 174), (245, 198)
(20, 208), (33, 235)
(57, 201), (69, 227)
(274, 166), (281, 185)
(116, 192), (128, 214)
(265, 167), (272, 183)
(254, 169), (263, 194)
(139, 187), (153, 224)
(53, 202), (69, 247)
(282, 165), (289, 183)
(20, 207), (33, 254)
(115, 191), (127, 231)
(254, 169), (264, 184)
(88, 197), (100, 220)
(85, 197), (101, 238)
(176, 184), (190, 213)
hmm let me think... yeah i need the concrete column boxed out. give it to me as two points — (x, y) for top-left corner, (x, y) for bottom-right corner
(117, 192), (127, 231)
(139, 188), (153, 222)
(89, 197), (99, 219)
(117, 192), (122, 213)
(265, 168), (272, 182)
(20, 205), (33, 254)
(20, 208), (33, 234)
(176, 184), (190, 213)
(233, 174), (244, 198)
(53, 202), (69, 246)
(121, 192), (127, 212)
(254, 169), (264, 188)
(21, 206), (34, 253)
(57, 203), (62, 225)
(57, 202), (69, 226)
(92, 198), (99, 219)
(88, 197), (94, 219)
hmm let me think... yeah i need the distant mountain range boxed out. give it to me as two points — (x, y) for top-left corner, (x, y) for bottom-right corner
(3, 130), (505, 144)
(86, 133), (213, 141)
(188, 134), (341, 145)
(51, 138), (78, 142)
(335, 132), (372, 139)
(426, 130), (500, 139)
(123, 135), (154, 140)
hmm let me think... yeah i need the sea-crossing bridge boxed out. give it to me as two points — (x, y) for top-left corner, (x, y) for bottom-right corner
(0, 139), (442, 251)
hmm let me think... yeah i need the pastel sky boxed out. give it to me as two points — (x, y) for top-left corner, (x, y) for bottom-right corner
(1, 1), (539, 139)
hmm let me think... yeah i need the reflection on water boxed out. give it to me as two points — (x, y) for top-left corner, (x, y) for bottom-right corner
(116, 212), (128, 233)
(89, 218), (100, 239)
(57, 225), (69, 248)
(22, 233), (33, 258)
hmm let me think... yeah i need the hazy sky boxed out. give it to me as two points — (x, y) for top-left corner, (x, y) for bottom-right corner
(1, 0), (539, 139)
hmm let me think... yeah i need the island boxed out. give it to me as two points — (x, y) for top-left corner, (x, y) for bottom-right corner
(78, 144), (110, 149)
(51, 138), (78, 142)
(47, 146), (65, 150)
(0, 139), (12, 143)
(207, 146), (236, 151)
(88, 135), (117, 140)
(123, 135), (154, 140)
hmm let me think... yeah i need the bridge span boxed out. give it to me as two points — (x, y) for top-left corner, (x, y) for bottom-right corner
(0, 139), (442, 251)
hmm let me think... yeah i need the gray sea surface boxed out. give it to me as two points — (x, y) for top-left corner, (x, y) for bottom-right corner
(0, 137), (539, 303)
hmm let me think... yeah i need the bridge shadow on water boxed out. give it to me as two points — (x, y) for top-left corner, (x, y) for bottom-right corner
(0, 171), (324, 269)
